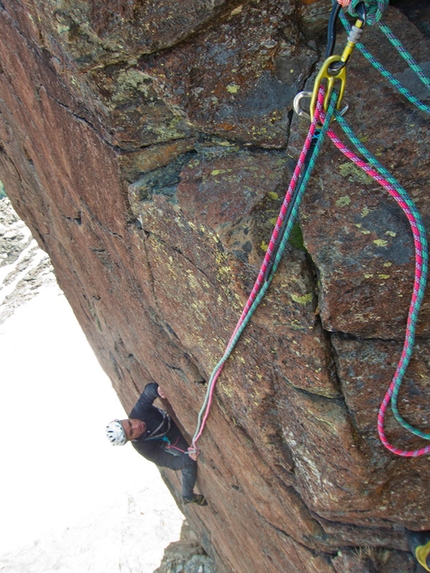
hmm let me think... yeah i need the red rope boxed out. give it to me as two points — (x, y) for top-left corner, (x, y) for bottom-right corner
(325, 126), (430, 457)
(166, 436), (189, 454)
(193, 86), (428, 458)
(191, 89), (327, 450)
(234, 91), (326, 330)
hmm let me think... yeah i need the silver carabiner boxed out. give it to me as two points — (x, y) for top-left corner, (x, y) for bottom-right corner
(293, 90), (349, 122)
(293, 91), (312, 119)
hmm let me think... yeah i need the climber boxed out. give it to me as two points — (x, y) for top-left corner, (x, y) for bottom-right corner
(106, 382), (207, 507)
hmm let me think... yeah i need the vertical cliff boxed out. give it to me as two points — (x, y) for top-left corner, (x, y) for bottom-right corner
(1, 1), (430, 571)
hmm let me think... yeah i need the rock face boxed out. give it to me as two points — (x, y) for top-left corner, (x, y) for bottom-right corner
(1, 1), (430, 572)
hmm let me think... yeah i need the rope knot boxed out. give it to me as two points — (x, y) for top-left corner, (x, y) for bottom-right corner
(337, 0), (389, 26)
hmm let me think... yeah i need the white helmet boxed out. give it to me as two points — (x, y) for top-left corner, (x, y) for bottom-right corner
(106, 420), (127, 446)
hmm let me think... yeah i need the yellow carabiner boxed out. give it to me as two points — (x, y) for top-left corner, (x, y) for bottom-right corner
(310, 55), (347, 121)
(416, 540), (430, 572)
(310, 18), (364, 121)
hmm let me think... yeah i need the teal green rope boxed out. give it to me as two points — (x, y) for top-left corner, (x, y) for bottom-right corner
(378, 22), (430, 93)
(229, 95), (339, 347)
(334, 112), (428, 327)
(334, 111), (430, 440)
(339, 12), (430, 115)
(193, 94), (338, 432)
(345, 0), (389, 26)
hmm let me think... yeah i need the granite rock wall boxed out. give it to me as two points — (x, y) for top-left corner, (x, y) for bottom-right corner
(1, 1), (430, 571)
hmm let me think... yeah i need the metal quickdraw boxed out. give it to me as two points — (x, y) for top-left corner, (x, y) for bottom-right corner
(309, 2), (366, 121)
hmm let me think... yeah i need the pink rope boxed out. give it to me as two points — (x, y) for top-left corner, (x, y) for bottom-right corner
(166, 436), (189, 455)
(325, 126), (430, 457)
(194, 80), (427, 458)
(233, 91), (326, 333)
(191, 89), (327, 449)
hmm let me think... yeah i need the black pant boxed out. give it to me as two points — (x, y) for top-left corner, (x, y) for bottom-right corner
(132, 421), (198, 498)
(163, 426), (197, 499)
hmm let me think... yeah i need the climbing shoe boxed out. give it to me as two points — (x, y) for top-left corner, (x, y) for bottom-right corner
(405, 528), (430, 572)
(184, 494), (208, 506)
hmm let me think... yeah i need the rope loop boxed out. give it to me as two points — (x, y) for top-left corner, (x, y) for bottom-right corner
(337, 0), (389, 26)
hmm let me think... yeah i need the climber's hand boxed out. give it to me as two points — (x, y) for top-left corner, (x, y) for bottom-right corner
(188, 447), (200, 461)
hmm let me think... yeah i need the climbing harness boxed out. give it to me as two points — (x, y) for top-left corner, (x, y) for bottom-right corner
(164, 435), (191, 455)
(141, 410), (171, 442)
(190, 0), (430, 458)
(142, 415), (193, 455)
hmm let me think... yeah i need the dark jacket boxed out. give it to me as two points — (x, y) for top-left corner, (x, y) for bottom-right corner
(129, 383), (194, 471)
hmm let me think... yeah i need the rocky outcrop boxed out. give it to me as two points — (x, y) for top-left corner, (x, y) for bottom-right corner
(155, 522), (216, 573)
(1, 1), (430, 572)
(0, 197), (55, 322)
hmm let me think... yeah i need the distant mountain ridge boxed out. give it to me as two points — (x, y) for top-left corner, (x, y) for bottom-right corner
(0, 197), (56, 323)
